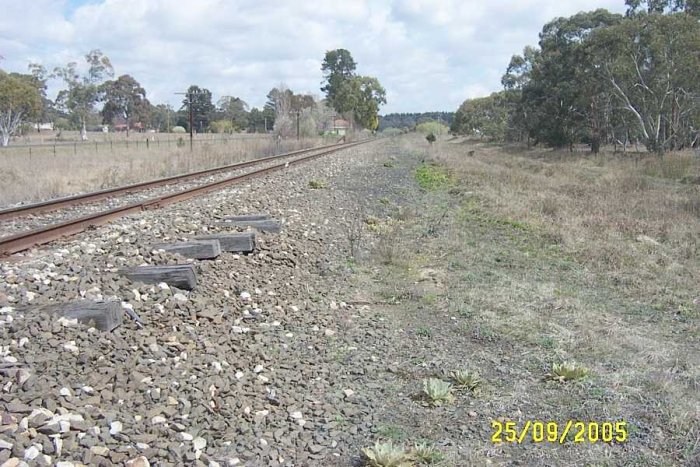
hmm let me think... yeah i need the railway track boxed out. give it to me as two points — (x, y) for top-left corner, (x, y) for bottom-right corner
(0, 140), (353, 221)
(0, 139), (370, 256)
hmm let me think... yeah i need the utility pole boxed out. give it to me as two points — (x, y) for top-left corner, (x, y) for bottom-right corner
(292, 110), (301, 141)
(175, 90), (199, 152)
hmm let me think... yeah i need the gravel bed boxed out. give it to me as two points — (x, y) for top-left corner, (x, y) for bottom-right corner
(0, 139), (418, 466)
(0, 147), (332, 240)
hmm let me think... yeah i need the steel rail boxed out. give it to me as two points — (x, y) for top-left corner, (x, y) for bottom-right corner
(0, 141), (351, 221)
(0, 140), (370, 256)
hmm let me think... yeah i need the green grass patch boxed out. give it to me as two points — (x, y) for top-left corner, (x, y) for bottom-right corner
(415, 163), (453, 190)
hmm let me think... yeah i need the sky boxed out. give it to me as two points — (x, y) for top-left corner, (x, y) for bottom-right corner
(0, 0), (627, 114)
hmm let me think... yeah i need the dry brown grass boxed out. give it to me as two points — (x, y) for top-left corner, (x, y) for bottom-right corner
(0, 133), (329, 206)
(363, 135), (699, 465)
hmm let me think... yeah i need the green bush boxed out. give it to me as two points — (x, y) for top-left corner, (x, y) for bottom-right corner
(171, 126), (186, 134)
(416, 121), (449, 136)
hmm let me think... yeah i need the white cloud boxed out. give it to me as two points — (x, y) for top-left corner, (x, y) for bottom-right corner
(0, 0), (627, 113)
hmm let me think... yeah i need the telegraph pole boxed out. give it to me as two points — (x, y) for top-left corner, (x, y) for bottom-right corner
(292, 110), (301, 141)
(175, 90), (199, 152)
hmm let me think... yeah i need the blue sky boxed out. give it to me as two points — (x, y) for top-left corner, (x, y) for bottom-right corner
(0, 0), (627, 113)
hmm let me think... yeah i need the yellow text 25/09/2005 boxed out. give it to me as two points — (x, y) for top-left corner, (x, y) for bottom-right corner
(491, 420), (629, 444)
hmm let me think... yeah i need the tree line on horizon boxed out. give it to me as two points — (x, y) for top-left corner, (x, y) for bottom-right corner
(450, 0), (700, 154)
(0, 48), (386, 146)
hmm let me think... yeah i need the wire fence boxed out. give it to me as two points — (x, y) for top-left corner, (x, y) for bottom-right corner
(0, 133), (271, 159)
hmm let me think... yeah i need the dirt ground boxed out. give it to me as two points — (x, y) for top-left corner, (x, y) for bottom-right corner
(345, 135), (698, 465)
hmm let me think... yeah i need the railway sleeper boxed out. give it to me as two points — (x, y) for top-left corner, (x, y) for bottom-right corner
(151, 239), (222, 260)
(193, 232), (255, 253)
(119, 264), (197, 291)
(215, 218), (282, 234)
(33, 301), (124, 332)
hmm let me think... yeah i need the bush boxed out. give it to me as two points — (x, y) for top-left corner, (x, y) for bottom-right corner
(416, 120), (449, 136)
(382, 127), (403, 137)
(171, 126), (186, 134)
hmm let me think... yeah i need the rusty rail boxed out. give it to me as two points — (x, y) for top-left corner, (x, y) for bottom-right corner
(0, 141), (352, 221)
(0, 140), (370, 256)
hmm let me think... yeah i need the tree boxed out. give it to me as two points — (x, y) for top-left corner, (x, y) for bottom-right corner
(320, 49), (386, 130)
(217, 96), (249, 131)
(100, 74), (150, 136)
(589, 12), (700, 152)
(0, 71), (42, 146)
(625, 0), (700, 16)
(348, 76), (386, 131)
(180, 85), (214, 132)
(54, 49), (114, 140)
(321, 49), (357, 113)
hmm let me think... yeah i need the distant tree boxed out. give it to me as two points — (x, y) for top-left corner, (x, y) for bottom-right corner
(321, 49), (357, 113)
(0, 70), (42, 146)
(217, 96), (249, 131)
(320, 49), (386, 130)
(100, 74), (150, 136)
(426, 132), (436, 144)
(53, 49), (114, 140)
(149, 103), (173, 132)
(181, 85), (214, 132)
(349, 76), (386, 131)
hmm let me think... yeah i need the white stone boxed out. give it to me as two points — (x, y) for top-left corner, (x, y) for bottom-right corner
(173, 293), (187, 302)
(324, 329), (336, 337)
(0, 439), (12, 449)
(181, 433), (193, 441)
(239, 291), (251, 301)
(109, 421), (122, 435)
(193, 437), (206, 450)
(151, 415), (166, 425)
(24, 445), (40, 460)
(290, 411), (303, 420)
(234, 371), (244, 379)
(18, 337), (28, 348)
(343, 389), (355, 398)
(253, 365), (264, 373)
(81, 386), (94, 394)
(90, 446), (110, 456)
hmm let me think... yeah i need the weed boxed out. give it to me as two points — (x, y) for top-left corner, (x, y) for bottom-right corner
(377, 425), (408, 441)
(422, 378), (454, 406)
(412, 442), (444, 464)
(308, 179), (326, 189)
(415, 163), (453, 190)
(361, 442), (413, 467)
(421, 293), (438, 305)
(379, 197), (391, 205)
(384, 161), (395, 168)
(537, 336), (556, 349)
(449, 370), (482, 392)
(416, 327), (432, 338)
(548, 361), (590, 382)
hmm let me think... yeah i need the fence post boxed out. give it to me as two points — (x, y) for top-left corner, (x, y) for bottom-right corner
(74, 142), (77, 155)
(53, 145), (56, 157)
(95, 142), (98, 154)
(110, 141), (113, 152)
(136, 140), (139, 150)
(146, 139), (149, 150)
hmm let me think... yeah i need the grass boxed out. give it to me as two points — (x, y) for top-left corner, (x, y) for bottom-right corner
(359, 134), (699, 465)
(0, 132), (329, 206)
(414, 163), (453, 190)
(308, 179), (327, 189)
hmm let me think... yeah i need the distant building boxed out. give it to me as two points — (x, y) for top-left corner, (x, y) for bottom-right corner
(113, 121), (144, 132)
(27, 122), (54, 131)
(331, 118), (350, 136)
